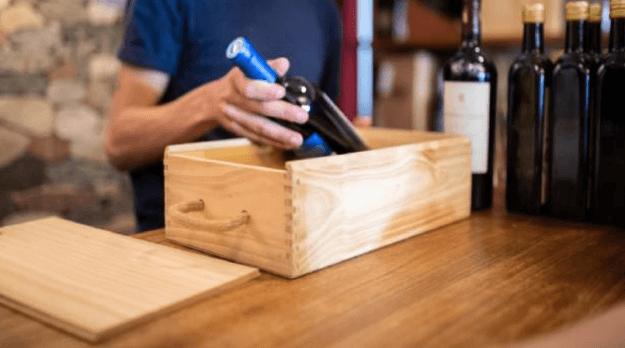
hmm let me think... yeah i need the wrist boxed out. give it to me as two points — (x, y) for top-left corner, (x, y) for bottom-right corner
(176, 82), (220, 134)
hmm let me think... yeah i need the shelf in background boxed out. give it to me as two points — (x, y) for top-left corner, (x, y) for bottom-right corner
(375, 34), (565, 52)
(484, 35), (565, 49)
(376, 0), (566, 52)
(379, 0), (461, 52)
(375, 36), (458, 52)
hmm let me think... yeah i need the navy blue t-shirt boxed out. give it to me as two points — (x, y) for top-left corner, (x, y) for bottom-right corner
(117, 0), (343, 231)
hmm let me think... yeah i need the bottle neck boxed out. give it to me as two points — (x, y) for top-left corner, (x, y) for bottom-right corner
(462, 0), (481, 47)
(522, 22), (545, 53)
(586, 21), (602, 53)
(609, 18), (625, 52)
(565, 20), (586, 53)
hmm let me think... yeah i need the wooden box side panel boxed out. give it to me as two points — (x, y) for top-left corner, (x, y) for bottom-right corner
(167, 138), (288, 171)
(358, 127), (460, 150)
(164, 153), (294, 277)
(288, 137), (471, 276)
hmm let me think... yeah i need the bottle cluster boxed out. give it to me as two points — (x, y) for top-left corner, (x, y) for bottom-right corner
(506, 0), (625, 227)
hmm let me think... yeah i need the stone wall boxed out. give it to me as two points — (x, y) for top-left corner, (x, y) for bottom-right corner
(0, 0), (136, 233)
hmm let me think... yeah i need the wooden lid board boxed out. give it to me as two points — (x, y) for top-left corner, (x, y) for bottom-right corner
(0, 217), (259, 342)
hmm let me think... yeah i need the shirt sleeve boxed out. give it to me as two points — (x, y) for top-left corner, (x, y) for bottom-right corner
(319, 2), (343, 102)
(117, 0), (185, 75)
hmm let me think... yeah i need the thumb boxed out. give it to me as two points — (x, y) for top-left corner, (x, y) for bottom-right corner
(268, 58), (290, 77)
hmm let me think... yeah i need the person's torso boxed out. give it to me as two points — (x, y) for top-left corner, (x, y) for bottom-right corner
(161, 0), (340, 104)
(128, 0), (341, 232)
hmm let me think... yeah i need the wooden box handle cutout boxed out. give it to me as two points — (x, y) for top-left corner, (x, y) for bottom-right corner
(169, 200), (250, 231)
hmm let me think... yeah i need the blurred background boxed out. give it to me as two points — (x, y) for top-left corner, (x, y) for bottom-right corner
(0, 0), (610, 232)
(0, 0), (132, 231)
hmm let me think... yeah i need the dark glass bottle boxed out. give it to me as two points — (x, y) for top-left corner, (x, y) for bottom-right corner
(586, 2), (604, 214)
(587, 3), (604, 58)
(593, 0), (625, 227)
(436, 0), (498, 210)
(548, 1), (592, 221)
(506, 4), (554, 214)
(226, 37), (367, 156)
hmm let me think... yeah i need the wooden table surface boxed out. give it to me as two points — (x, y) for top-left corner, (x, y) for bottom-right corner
(2, 193), (625, 348)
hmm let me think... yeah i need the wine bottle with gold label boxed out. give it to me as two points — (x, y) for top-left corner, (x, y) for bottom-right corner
(506, 4), (553, 215)
(593, 0), (625, 227)
(436, 0), (498, 211)
(548, 1), (593, 221)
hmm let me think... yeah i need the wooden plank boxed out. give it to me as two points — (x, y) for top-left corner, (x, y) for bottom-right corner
(4, 190), (625, 348)
(0, 217), (259, 342)
(167, 138), (252, 154)
(511, 301), (625, 348)
(167, 138), (288, 170)
(181, 146), (288, 170)
(358, 127), (462, 149)
(287, 134), (471, 276)
(164, 153), (293, 276)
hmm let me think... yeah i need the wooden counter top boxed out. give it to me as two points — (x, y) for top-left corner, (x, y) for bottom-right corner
(2, 192), (625, 348)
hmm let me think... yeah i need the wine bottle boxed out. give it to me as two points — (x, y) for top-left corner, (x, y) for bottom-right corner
(587, 2), (604, 58)
(587, 2), (604, 213)
(548, 1), (593, 221)
(225, 37), (367, 157)
(436, 0), (498, 211)
(593, 0), (625, 227)
(506, 3), (554, 215)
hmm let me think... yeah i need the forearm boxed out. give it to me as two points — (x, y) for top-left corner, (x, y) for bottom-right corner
(106, 59), (306, 171)
(106, 85), (218, 171)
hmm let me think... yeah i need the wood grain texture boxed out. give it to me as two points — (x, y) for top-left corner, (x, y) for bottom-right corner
(166, 137), (287, 170)
(510, 301), (625, 348)
(0, 217), (259, 342)
(287, 134), (471, 276)
(165, 128), (471, 278)
(2, 192), (625, 348)
(358, 127), (456, 148)
(164, 151), (293, 276)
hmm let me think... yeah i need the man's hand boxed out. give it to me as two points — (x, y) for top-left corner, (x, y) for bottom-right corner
(203, 58), (309, 149)
(106, 58), (307, 171)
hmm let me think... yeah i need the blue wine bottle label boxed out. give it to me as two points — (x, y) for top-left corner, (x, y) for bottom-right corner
(226, 37), (334, 157)
(226, 37), (278, 83)
(291, 133), (333, 158)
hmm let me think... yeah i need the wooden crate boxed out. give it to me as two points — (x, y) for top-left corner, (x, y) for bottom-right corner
(164, 128), (471, 278)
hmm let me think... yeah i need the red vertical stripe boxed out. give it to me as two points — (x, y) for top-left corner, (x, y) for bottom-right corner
(339, 0), (358, 121)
